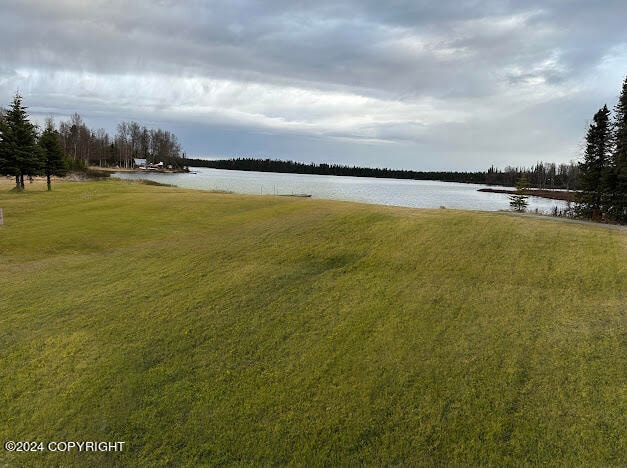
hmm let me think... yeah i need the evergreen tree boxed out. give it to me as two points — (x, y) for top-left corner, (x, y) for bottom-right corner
(608, 76), (627, 223)
(0, 93), (41, 190)
(577, 105), (611, 219)
(38, 117), (67, 191)
(509, 174), (529, 212)
(0, 108), (7, 173)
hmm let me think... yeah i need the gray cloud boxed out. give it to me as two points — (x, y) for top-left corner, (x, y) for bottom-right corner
(0, 0), (625, 169)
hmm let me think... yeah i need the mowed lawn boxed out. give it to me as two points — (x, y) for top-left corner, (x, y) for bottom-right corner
(0, 179), (624, 466)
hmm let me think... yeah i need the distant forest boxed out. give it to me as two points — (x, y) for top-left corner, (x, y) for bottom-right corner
(59, 114), (186, 170)
(0, 93), (186, 191)
(186, 157), (581, 190)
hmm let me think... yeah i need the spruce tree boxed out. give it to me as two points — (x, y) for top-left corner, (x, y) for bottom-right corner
(577, 105), (611, 219)
(609, 76), (627, 223)
(0, 109), (7, 173)
(509, 174), (529, 212)
(0, 93), (41, 190)
(39, 117), (67, 191)
(0, 107), (18, 182)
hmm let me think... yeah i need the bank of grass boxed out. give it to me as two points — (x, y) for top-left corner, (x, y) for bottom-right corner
(0, 179), (625, 466)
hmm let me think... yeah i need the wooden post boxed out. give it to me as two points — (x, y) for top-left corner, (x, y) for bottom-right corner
(0, 208), (3, 226)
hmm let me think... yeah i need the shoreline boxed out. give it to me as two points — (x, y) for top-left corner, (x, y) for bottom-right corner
(87, 166), (188, 174)
(477, 187), (576, 202)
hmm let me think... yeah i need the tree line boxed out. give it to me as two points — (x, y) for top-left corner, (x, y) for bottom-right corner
(0, 93), (186, 191)
(576, 76), (626, 223)
(486, 162), (580, 190)
(58, 114), (185, 170)
(187, 157), (580, 190)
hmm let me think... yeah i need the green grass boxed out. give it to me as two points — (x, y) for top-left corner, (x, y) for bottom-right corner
(0, 179), (625, 466)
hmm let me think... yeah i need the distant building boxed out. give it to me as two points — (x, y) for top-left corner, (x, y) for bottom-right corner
(133, 159), (167, 170)
(134, 158), (147, 168)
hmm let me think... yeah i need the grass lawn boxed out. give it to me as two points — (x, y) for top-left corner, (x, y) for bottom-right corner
(0, 178), (625, 466)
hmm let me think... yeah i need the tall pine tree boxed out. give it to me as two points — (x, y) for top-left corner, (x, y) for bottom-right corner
(0, 93), (41, 190)
(578, 105), (611, 219)
(38, 117), (67, 191)
(0, 108), (7, 173)
(609, 76), (627, 223)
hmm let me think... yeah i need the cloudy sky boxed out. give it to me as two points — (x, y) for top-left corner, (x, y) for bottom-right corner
(1, 0), (625, 170)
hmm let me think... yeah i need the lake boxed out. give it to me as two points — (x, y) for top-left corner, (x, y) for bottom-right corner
(113, 167), (569, 213)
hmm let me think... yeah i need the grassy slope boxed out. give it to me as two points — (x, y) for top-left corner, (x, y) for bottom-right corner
(0, 179), (625, 466)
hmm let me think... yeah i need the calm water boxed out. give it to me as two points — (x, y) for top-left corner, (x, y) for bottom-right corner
(114, 167), (569, 213)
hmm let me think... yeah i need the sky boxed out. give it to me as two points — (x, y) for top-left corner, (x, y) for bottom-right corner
(1, 0), (626, 170)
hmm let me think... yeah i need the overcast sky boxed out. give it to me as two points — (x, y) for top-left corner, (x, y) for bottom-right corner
(1, 0), (626, 170)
